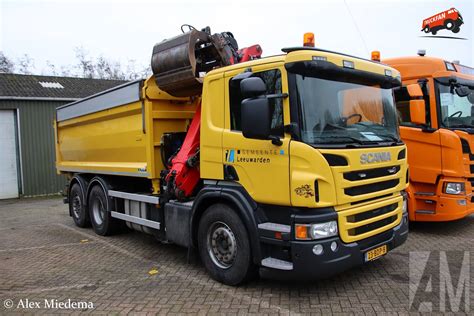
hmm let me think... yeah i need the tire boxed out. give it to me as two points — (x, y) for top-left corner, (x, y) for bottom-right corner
(69, 183), (90, 227)
(432, 30), (437, 35)
(452, 27), (460, 33)
(423, 26), (430, 33)
(197, 203), (257, 285)
(88, 183), (122, 236)
(444, 20), (454, 30)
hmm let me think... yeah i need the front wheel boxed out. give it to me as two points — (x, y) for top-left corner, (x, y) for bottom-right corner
(444, 20), (455, 30)
(197, 204), (257, 285)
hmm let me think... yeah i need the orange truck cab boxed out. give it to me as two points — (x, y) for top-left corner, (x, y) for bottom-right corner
(383, 52), (474, 221)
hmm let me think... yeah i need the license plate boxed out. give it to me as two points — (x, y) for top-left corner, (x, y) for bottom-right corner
(365, 244), (388, 262)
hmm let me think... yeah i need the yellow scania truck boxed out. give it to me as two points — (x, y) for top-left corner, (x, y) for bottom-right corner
(55, 27), (409, 285)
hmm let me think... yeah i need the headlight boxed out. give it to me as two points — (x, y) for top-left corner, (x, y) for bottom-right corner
(444, 182), (465, 195)
(295, 221), (338, 240)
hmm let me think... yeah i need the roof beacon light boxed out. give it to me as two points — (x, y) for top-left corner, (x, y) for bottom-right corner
(371, 51), (381, 62)
(417, 49), (426, 57)
(304, 32), (315, 47)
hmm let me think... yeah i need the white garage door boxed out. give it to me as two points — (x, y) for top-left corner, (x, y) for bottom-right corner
(0, 110), (19, 199)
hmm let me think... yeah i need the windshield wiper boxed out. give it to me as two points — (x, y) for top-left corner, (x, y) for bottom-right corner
(313, 135), (372, 145)
(376, 134), (401, 142)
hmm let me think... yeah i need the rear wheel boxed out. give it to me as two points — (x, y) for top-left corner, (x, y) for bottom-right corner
(88, 183), (122, 236)
(198, 204), (257, 285)
(69, 183), (89, 227)
(423, 26), (430, 33)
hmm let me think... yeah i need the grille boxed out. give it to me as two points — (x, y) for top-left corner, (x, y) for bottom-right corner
(338, 197), (402, 243)
(460, 138), (474, 161)
(344, 179), (399, 196)
(344, 165), (400, 181)
(350, 215), (398, 236)
(348, 203), (397, 222)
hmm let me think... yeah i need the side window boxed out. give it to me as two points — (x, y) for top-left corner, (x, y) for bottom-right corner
(229, 69), (283, 136)
(394, 86), (412, 125)
(394, 84), (431, 127)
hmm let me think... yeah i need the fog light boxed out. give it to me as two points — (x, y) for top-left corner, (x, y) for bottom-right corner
(313, 244), (324, 255)
(457, 199), (467, 206)
(330, 241), (338, 252)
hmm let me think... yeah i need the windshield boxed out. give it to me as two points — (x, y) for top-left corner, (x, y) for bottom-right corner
(438, 82), (474, 128)
(294, 75), (400, 146)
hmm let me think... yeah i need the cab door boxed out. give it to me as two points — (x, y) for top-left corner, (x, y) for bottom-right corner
(395, 79), (442, 185)
(222, 65), (291, 206)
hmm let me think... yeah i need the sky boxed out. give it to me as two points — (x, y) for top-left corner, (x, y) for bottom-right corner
(0, 0), (473, 75)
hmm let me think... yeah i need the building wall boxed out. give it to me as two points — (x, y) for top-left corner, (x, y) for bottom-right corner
(0, 100), (67, 196)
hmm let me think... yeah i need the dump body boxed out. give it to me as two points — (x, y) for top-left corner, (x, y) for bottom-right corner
(55, 78), (198, 185)
(384, 55), (474, 221)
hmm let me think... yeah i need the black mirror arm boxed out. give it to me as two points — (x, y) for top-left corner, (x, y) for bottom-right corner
(269, 135), (283, 146)
(266, 93), (289, 99)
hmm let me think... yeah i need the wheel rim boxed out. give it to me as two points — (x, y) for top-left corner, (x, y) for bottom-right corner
(447, 22), (453, 29)
(72, 194), (82, 219)
(207, 221), (237, 269)
(92, 195), (105, 226)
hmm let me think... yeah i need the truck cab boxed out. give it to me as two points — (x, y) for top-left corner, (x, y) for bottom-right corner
(384, 54), (474, 221)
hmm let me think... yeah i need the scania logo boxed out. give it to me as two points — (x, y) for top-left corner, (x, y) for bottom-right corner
(360, 152), (391, 164)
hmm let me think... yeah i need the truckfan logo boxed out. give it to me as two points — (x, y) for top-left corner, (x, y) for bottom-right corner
(421, 8), (464, 37)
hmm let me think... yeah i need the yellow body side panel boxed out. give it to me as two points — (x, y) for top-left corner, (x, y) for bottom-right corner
(56, 77), (198, 182)
(56, 101), (148, 176)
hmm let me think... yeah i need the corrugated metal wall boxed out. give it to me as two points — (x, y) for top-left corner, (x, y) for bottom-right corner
(0, 100), (67, 196)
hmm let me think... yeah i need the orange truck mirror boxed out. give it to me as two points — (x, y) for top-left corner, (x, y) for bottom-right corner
(409, 99), (426, 125)
(406, 84), (423, 98)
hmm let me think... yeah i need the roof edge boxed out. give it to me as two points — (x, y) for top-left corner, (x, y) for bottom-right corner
(0, 96), (80, 102)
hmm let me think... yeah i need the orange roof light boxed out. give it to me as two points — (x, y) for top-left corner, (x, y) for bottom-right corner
(304, 32), (315, 47)
(371, 51), (381, 62)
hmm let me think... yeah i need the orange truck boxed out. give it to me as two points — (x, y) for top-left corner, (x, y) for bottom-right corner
(383, 51), (474, 221)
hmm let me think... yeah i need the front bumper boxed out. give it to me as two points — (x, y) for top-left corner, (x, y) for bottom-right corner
(259, 211), (408, 280)
(413, 194), (474, 222)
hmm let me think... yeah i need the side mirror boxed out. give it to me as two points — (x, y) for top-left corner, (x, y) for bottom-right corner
(468, 92), (474, 104)
(406, 83), (423, 98)
(241, 97), (271, 140)
(409, 99), (426, 125)
(240, 77), (266, 99)
(455, 86), (470, 97)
